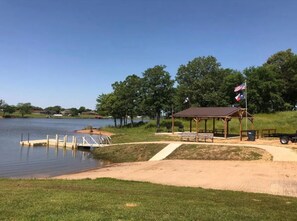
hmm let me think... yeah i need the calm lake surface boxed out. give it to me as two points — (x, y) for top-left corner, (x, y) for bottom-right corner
(0, 118), (115, 178)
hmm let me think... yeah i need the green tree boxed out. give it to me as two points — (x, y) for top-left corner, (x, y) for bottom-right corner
(0, 99), (6, 116)
(264, 49), (297, 107)
(112, 81), (129, 126)
(96, 93), (121, 127)
(176, 56), (231, 108)
(244, 66), (285, 113)
(219, 69), (245, 106)
(114, 75), (142, 126)
(0, 99), (5, 107)
(69, 108), (79, 116)
(17, 103), (32, 117)
(2, 104), (16, 116)
(78, 106), (86, 114)
(44, 106), (62, 114)
(142, 65), (174, 128)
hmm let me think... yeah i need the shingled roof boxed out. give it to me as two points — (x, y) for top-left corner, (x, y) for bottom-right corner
(174, 107), (252, 118)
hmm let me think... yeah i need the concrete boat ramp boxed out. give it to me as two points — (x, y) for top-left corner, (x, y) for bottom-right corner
(20, 134), (111, 149)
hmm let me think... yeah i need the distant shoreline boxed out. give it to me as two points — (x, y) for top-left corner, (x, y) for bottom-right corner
(0, 115), (108, 120)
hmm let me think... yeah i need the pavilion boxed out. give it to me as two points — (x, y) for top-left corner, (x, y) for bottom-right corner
(172, 107), (253, 139)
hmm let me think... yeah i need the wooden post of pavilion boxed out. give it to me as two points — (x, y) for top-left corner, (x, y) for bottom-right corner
(171, 114), (175, 134)
(226, 118), (230, 137)
(239, 118), (243, 141)
(171, 105), (174, 134)
(195, 117), (199, 142)
(224, 118), (227, 139)
(212, 118), (215, 134)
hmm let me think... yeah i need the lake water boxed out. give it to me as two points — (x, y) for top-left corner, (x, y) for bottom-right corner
(0, 118), (115, 178)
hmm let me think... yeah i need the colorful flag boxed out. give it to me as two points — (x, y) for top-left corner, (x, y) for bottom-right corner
(235, 93), (245, 102)
(234, 82), (246, 92)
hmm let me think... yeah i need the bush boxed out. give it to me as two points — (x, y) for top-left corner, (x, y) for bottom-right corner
(145, 121), (157, 129)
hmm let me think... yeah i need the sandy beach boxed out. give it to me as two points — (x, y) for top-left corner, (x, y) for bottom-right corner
(75, 129), (114, 137)
(55, 160), (297, 197)
(54, 137), (297, 197)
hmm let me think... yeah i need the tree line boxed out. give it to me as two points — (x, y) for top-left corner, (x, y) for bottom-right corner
(97, 49), (297, 127)
(0, 101), (92, 118)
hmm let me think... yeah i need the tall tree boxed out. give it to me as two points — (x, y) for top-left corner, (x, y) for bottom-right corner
(78, 106), (86, 114)
(142, 65), (174, 128)
(96, 93), (121, 127)
(112, 81), (129, 126)
(264, 49), (297, 107)
(44, 106), (62, 114)
(119, 74), (142, 125)
(2, 104), (16, 116)
(176, 56), (231, 108)
(0, 99), (6, 116)
(69, 108), (79, 116)
(17, 103), (32, 117)
(219, 69), (245, 106)
(244, 66), (285, 113)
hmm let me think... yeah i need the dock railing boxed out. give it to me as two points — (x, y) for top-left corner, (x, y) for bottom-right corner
(20, 134), (111, 148)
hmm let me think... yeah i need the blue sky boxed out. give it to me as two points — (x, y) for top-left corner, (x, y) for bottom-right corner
(0, 0), (296, 109)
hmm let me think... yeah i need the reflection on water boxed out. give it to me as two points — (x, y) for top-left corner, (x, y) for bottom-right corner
(19, 145), (92, 161)
(0, 118), (114, 178)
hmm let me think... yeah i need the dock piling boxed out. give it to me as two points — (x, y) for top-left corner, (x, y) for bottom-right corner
(46, 135), (49, 146)
(63, 135), (67, 148)
(55, 134), (59, 147)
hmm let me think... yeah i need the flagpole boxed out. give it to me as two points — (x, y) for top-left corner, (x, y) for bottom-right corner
(245, 80), (248, 130)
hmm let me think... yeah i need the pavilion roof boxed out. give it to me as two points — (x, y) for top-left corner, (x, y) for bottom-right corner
(174, 107), (252, 118)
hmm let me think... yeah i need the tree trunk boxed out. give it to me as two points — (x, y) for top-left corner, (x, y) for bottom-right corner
(120, 118), (123, 128)
(114, 118), (117, 127)
(131, 116), (134, 127)
(156, 111), (161, 128)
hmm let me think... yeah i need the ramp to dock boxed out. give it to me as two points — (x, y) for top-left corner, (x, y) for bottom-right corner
(149, 143), (181, 161)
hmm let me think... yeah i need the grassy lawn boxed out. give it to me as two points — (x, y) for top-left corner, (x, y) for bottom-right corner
(0, 178), (296, 221)
(104, 126), (177, 143)
(167, 144), (272, 161)
(253, 111), (297, 133)
(102, 111), (297, 144)
(92, 143), (272, 162)
(92, 143), (167, 163)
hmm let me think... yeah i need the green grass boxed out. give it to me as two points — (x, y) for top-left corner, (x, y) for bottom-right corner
(104, 111), (297, 144)
(0, 178), (297, 221)
(92, 143), (272, 162)
(167, 144), (272, 161)
(253, 111), (297, 133)
(104, 126), (177, 143)
(92, 143), (167, 163)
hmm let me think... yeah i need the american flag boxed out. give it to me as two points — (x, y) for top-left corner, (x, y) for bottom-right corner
(234, 82), (246, 92)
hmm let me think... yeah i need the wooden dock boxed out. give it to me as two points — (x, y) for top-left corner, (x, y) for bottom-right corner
(20, 134), (111, 149)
